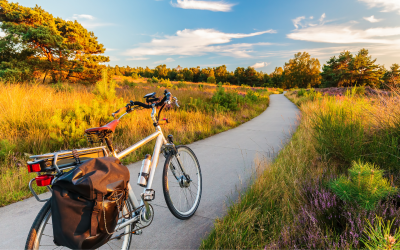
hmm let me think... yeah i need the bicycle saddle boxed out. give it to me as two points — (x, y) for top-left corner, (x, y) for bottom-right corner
(85, 120), (120, 134)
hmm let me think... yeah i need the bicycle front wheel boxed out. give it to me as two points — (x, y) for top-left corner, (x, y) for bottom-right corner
(25, 197), (135, 250)
(162, 145), (202, 220)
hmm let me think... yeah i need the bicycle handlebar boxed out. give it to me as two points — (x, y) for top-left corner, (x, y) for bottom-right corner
(112, 90), (178, 118)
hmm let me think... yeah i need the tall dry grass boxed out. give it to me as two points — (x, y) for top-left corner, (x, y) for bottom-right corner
(201, 87), (400, 249)
(0, 78), (271, 206)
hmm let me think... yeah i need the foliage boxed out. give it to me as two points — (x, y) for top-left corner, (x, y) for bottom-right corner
(131, 72), (139, 79)
(0, 0), (109, 83)
(93, 70), (118, 101)
(329, 161), (396, 210)
(297, 88), (306, 97)
(122, 79), (137, 88)
(321, 49), (384, 88)
(0, 140), (16, 162)
(362, 216), (400, 250)
(283, 52), (321, 88)
(211, 85), (240, 111)
(207, 76), (216, 83)
(151, 76), (159, 83)
(177, 80), (186, 88)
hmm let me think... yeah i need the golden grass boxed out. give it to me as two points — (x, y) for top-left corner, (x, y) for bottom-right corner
(0, 79), (271, 206)
(200, 88), (400, 249)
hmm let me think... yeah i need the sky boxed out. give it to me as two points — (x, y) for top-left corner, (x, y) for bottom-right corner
(11, 0), (400, 72)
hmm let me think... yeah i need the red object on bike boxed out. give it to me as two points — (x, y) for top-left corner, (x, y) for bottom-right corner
(27, 163), (41, 172)
(85, 119), (120, 133)
(35, 175), (54, 186)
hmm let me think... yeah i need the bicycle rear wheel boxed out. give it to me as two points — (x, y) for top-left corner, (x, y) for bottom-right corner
(162, 145), (202, 219)
(25, 197), (135, 250)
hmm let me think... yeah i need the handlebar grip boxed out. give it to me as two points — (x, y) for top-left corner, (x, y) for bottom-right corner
(112, 106), (127, 117)
(158, 118), (169, 125)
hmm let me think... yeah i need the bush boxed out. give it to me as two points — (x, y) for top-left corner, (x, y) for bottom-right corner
(353, 85), (366, 96)
(329, 161), (396, 210)
(211, 86), (241, 111)
(198, 84), (204, 91)
(151, 76), (159, 83)
(297, 88), (306, 97)
(207, 76), (216, 83)
(131, 72), (139, 79)
(0, 139), (16, 161)
(122, 79), (137, 88)
(93, 70), (117, 101)
(147, 78), (152, 84)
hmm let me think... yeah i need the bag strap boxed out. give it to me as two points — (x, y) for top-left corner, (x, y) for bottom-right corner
(90, 193), (103, 236)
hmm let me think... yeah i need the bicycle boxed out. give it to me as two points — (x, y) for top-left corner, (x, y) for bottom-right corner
(25, 90), (202, 250)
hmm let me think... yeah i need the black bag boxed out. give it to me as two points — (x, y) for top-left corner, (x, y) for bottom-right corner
(51, 157), (130, 249)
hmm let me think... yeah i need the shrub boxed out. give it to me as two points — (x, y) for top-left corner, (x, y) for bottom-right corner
(362, 216), (400, 250)
(211, 85), (241, 111)
(223, 82), (230, 86)
(147, 78), (152, 84)
(151, 76), (159, 83)
(297, 88), (306, 97)
(198, 84), (204, 91)
(329, 161), (397, 210)
(353, 85), (366, 96)
(207, 76), (216, 83)
(93, 70), (117, 101)
(131, 72), (139, 79)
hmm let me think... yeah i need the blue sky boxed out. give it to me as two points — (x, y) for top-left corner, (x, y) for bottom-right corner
(13, 0), (400, 72)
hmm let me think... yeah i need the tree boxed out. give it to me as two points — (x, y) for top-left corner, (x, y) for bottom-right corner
(0, 0), (109, 83)
(348, 49), (384, 87)
(270, 67), (284, 88)
(321, 49), (384, 88)
(283, 52), (321, 88)
(383, 64), (400, 87)
(321, 51), (354, 87)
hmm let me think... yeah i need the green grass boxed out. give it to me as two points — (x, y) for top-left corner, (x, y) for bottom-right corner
(200, 88), (400, 249)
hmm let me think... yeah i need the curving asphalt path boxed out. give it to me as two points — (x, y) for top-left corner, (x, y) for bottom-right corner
(0, 94), (299, 249)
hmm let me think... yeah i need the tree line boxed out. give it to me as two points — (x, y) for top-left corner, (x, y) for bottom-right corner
(1, 1), (398, 88)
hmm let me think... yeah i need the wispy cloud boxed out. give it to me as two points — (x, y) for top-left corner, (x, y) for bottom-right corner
(71, 14), (112, 29)
(72, 14), (94, 20)
(292, 13), (326, 30)
(251, 62), (270, 69)
(292, 16), (305, 29)
(154, 58), (175, 64)
(288, 14), (400, 45)
(127, 57), (149, 61)
(126, 28), (276, 59)
(359, 0), (400, 14)
(170, 0), (236, 12)
(364, 15), (383, 22)
(288, 24), (400, 44)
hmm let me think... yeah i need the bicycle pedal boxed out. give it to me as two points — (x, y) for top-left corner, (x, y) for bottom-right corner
(133, 230), (142, 235)
(141, 189), (155, 201)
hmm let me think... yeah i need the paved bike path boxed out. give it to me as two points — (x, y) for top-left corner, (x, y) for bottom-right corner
(0, 94), (299, 249)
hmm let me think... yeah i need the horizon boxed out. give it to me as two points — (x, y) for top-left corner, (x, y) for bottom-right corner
(5, 0), (400, 72)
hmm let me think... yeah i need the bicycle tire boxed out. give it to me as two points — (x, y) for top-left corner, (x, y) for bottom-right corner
(162, 145), (202, 220)
(25, 197), (135, 250)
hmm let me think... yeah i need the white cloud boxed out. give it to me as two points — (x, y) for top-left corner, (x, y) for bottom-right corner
(364, 15), (383, 22)
(292, 16), (305, 29)
(108, 56), (120, 62)
(310, 16), (314, 19)
(288, 24), (400, 44)
(126, 28), (276, 58)
(319, 13), (326, 23)
(72, 14), (94, 20)
(170, 0), (236, 12)
(251, 62), (270, 69)
(71, 14), (112, 29)
(127, 57), (149, 61)
(359, 0), (400, 14)
(154, 58), (175, 64)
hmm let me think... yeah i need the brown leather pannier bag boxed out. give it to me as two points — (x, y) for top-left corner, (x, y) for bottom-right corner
(51, 157), (130, 249)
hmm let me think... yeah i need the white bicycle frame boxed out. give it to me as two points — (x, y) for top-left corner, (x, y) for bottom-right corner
(112, 104), (176, 232)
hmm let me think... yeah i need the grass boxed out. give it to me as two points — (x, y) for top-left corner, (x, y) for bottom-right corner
(0, 75), (276, 206)
(200, 87), (400, 249)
